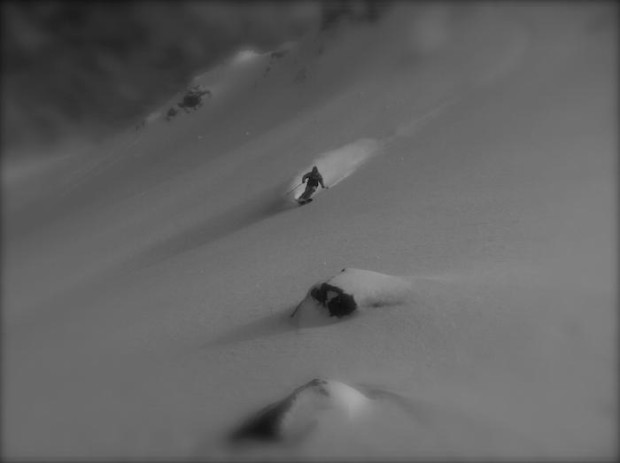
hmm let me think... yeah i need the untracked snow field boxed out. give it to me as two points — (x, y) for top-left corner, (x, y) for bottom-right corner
(2, 2), (617, 460)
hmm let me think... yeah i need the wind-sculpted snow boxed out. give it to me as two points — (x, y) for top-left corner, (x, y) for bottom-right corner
(286, 139), (382, 202)
(4, 2), (615, 460)
(226, 378), (518, 457)
(231, 378), (371, 443)
(291, 268), (412, 327)
(328, 268), (413, 306)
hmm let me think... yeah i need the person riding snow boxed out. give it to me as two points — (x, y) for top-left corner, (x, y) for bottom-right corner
(299, 166), (327, 202)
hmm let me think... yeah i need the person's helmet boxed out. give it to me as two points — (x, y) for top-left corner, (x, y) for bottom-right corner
(312, 166), (318, 172)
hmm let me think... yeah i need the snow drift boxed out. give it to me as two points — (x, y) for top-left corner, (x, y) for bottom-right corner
(231, 378), (371, 443)
(3, 2), (615, 460)
(291, 268), (412, 327)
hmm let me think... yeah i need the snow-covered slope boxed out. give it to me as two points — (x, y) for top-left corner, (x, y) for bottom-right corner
(3, 3), (616, 459)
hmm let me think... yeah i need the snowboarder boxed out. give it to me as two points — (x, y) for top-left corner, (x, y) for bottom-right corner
(298, 166), (328, 203)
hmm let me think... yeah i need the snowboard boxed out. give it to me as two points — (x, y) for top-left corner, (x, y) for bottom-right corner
(297, 198), (314, 206)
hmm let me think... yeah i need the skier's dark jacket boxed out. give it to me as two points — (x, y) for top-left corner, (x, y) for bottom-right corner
(302, 169), (325, 188)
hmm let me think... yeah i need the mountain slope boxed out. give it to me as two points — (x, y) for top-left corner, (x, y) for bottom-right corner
(3, 3), (616, 459)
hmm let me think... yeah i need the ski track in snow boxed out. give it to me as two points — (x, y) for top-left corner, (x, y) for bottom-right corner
(285, 97), (460, 203)
(5, 3), (614, 459)
(287, 138), (381, 202)
(284, 19), (531, 204)
(474, 20), (531, 86)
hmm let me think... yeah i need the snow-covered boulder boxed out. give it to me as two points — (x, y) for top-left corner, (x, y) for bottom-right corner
(291, 268), (412, 327)
(230, 378), (371, 443)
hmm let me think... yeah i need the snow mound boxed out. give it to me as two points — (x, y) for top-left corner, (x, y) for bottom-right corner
(231, 378), (371, 443)
(329, 268), (413, 306)
(287, 138), (382, 201)
(291, 268), (412, 327)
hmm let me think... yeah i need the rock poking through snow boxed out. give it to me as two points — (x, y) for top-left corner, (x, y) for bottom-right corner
(230, 378), (371, 443)
(291, 268), (412, 326)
